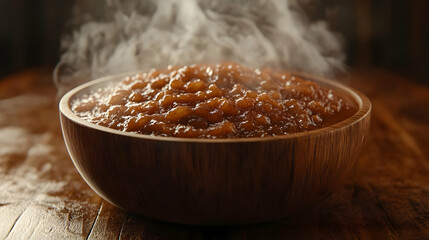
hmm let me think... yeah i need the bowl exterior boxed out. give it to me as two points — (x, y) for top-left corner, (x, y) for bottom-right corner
(60, 109), (370, 225)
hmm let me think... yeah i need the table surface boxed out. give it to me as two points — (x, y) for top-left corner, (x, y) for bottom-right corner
(0, 68), (428, 239)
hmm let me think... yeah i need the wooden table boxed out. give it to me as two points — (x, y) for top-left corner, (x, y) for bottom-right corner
(0, 68), (428, 239)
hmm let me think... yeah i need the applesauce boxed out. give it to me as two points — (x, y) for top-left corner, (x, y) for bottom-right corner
(72, 63), (357, 138)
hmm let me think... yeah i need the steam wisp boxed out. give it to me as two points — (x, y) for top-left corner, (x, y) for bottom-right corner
(55, 0), (344, 95)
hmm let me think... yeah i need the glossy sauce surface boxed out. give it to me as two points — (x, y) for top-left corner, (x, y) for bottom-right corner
(72, 63), (358, 138)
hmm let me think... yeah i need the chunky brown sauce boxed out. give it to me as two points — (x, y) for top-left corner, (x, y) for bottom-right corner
(72, 63), (358, 138)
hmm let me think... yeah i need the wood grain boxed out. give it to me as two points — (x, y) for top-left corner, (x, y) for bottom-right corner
(0, 68), (428, 238)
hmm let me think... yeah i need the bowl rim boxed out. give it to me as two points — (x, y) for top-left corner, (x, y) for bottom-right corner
(59, 71), (371, 143)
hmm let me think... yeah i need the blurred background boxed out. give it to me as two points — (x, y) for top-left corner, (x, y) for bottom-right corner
(0, 0), (428, 83)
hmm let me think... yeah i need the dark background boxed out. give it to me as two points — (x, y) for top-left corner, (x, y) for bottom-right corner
(0, 0), (428, 83)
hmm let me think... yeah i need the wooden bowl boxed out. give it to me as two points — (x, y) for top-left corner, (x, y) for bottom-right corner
(59, 72), (371, 225)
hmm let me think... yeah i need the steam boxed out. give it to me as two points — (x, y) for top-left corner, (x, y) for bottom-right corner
(55, 0), (345, 94)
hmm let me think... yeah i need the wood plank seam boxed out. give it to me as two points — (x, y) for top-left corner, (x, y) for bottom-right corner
(117, 215), (129, 240)
(4, 209), (25, 240)
(86, 201), (104, 240)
